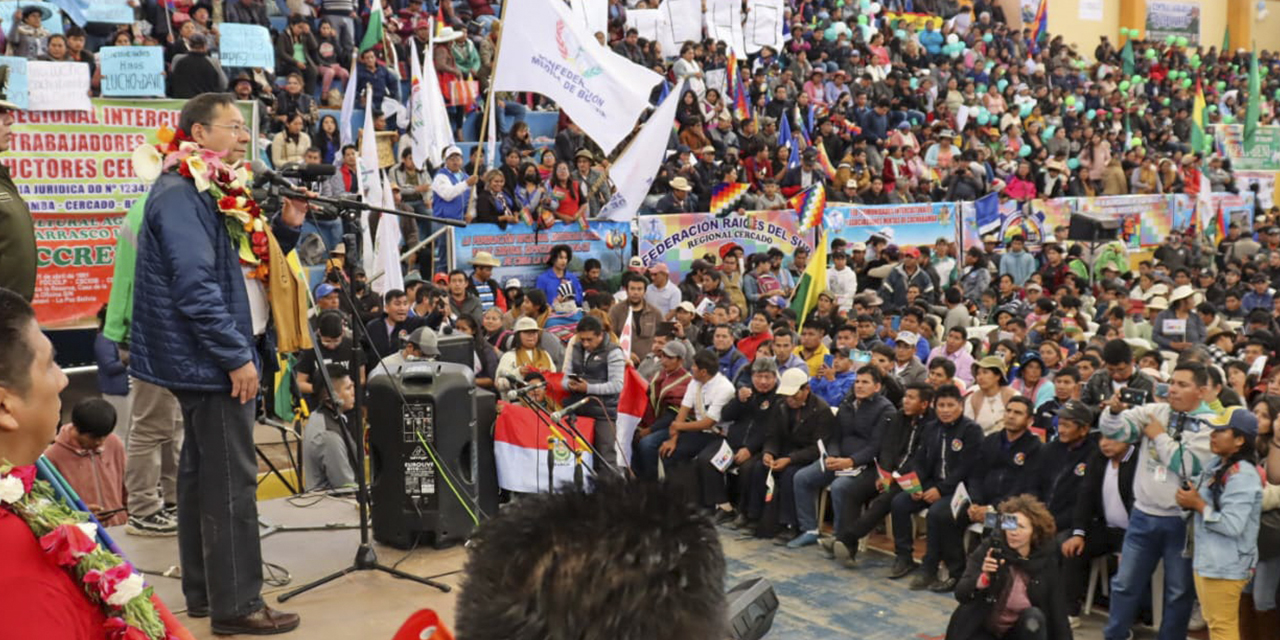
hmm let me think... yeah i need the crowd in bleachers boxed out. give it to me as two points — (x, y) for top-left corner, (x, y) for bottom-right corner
(42, 0), (1280, 639)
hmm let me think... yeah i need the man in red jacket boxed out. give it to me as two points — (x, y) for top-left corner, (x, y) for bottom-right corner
(0, 286), (106, 637)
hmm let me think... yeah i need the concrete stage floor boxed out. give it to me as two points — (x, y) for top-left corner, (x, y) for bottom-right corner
(111, 495), (1133, 640)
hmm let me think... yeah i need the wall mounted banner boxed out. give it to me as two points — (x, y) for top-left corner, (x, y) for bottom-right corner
(638, 210), (814, 275)
(1144, 0), (1200, 45)
(824, 203), (959, 249)
(21, 99), (184, 328)
(453, 220), (631, 290)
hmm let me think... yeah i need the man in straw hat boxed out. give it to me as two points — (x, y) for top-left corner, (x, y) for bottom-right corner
(655, 176), (699, 214)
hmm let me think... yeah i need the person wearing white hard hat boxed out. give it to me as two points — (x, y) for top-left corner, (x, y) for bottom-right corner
(1152, 285), (1205, 353)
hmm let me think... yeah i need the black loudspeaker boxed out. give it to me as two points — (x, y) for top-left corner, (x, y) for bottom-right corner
(725, 578), (778, 640)
(434, 333), (475, 369)
(1067, 214), (1120, 242)
(367, 360), (498, 549)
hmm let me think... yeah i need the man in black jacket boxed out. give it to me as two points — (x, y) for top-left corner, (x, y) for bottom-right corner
(1059, 432), (1137, 619)
(362, 289), (422, 374)
(1035, 400), (1099, 533)
(919, 395), (1042, 593)
(1079, 339), (1156, 407)
(713, 357), (784, 526)
(741, 369), (833, 540)
(890, 384), (983, 588)
(830, 383), (933, 572)
(786, 367), (895, 548)
(168, 34), (226, 99)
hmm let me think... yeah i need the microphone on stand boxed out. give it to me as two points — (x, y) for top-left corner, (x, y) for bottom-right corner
(251, 160), (296, 189)
(500, 372), (548, 401)
(550, 397), (592, 422)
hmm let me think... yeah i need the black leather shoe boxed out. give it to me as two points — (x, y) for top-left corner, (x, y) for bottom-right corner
(908, 570), (937, 591)
(889, 556), (918, 580)
(929, 576), (959, 593)
(186, 607), (209, 619)
(211, 606), (301, 636)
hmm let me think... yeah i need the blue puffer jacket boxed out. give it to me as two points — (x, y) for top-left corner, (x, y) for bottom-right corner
(129, 172), (300, 392)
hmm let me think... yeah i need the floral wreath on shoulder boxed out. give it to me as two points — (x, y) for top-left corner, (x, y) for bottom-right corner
(133, 126), (271, 282)
(0, 462), (174, 639)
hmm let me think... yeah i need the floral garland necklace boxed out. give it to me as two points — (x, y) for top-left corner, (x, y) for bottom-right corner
(0, 462), (172, 639)
(133, 126), (270, 282)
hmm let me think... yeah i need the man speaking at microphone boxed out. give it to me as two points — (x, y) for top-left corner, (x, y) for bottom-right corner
(129, 93), (309, 635)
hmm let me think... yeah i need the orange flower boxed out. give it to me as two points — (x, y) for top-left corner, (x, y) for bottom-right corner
(156, 125), (174, 145)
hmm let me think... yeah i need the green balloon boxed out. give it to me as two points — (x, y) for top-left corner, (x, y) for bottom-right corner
(1275, 88), (1280, 100)
(1182, 78), (1192, 89)
(1119, 28), (1130, 38)
(1176, 36), (1188, 47)
(1020, 103), (1033, 117)
(895, 29), (906, 39)
(1119, 81), (1131, 91)
(1162, 98), (1171, 106)
(983, 33), (993, 43)
(1131, 138), (1143, 147)
(1263, 66), (1271, 76)
(1132, 75), (1142, 85)
(1086, 110), (1096, 120)
(1223, 114), (1236, 124)
(1190, 59), (1201, 69)
(857, 15), (868, 25)
(1065, 95), (1077, 106)
(976, 113), (989, 125)
(1146, 49), (1157, 59)
(998, 79), (1009, 91)
(1208, 105), (1217, 112)
(909, 77), (919, 89)
(1166, 35), (1176, 45)
(1018, 146), (1032, 157)
(1217, 81), (1227, 91)
(1067, 158), (1080, 170)
(1168, 71), (1179, 80)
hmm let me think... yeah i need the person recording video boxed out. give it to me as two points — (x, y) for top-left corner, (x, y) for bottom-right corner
(945, 494), (1072, 640)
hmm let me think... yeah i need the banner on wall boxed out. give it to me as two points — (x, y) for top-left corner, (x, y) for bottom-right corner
(453, 221), (631, 290)
(638, 210), (814, 275)
(23, 98), (261, 329)
(21, 99), (183, 328)
(1213, 124), (1280, 171)
(1234, 171), (1280, 211)
(824, 203), (959, 248)
(1214, 192), (1257, 232)
(1144, 0), (1201, 45)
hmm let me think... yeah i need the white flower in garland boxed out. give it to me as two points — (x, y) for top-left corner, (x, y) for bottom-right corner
(106, 573), (146, 607)
(0, 475), (24, 505)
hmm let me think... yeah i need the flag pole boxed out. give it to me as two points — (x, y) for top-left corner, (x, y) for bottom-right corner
(468, 1), (511, 215)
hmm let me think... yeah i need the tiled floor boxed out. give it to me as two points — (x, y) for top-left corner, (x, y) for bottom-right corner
(113, 495), (1130, 639)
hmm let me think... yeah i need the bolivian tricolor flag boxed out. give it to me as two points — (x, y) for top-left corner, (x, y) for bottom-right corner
(789, 231), (827, 328)
(814, 140), (837, 181)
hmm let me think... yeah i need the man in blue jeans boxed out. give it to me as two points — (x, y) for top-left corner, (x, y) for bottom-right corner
(1098, 360), (1216, 640)
(786, 366), (894, 549)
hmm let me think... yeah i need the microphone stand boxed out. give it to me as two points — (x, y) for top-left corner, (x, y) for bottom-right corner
(506, 381), (612, 491)
(265, 184), (455, 601)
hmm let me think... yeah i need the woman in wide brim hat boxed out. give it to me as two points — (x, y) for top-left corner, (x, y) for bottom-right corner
(1152, 284), (1206, 353)
(967, 355), (1017, 434)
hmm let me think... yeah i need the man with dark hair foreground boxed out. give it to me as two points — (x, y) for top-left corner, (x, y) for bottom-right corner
(454, 480), (727, 640)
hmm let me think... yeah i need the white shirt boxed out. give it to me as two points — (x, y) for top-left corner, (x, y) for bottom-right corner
(681, 373), (735, 431)
(1102, 446), (1134, 530)
(646, 281), (681, 316)
(243, 266), (269, 336)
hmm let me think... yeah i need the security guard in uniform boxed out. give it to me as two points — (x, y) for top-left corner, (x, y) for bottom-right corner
(0, 67), (35, 301)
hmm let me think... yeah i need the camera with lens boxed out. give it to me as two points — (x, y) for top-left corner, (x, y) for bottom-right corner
(982, 511), (1019, 563)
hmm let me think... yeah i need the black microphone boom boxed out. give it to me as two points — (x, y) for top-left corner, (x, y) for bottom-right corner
(281, 162), (337, 181)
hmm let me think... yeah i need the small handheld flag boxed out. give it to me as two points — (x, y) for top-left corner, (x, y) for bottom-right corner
(814, 140), (836, 181)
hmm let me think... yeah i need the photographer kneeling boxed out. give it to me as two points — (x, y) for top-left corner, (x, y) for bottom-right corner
(945, 494), (1072, 640)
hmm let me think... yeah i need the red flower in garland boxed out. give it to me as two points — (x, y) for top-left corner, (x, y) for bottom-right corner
(84, 562), (136, 601)
(40, 523), (97, 567)
(6, 464), (36, 493)
(218, 195), (238, 211)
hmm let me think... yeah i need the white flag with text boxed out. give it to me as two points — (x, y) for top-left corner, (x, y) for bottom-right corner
(492, 0), (662, 154)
